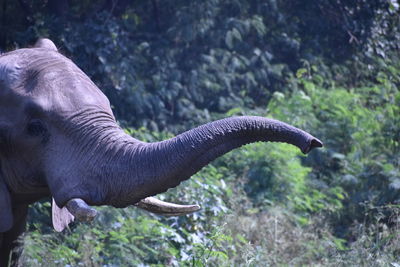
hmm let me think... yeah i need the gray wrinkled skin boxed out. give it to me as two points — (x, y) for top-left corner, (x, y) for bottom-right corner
(0, 39), (322, 266)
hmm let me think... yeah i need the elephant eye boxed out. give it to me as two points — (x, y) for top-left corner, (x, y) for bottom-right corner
(27, 120), (47, 137)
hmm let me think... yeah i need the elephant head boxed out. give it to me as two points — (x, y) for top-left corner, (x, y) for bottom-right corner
(0, 38), (322, 265)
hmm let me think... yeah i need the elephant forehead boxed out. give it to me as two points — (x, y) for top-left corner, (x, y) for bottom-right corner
(0, 52), (23, 90)
(0, 53), (24, 121)
(30, 51), (111, 113)
(1, 48), (112, 115)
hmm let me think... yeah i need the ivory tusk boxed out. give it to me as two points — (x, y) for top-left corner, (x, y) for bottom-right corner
(135, 197), (201, 216)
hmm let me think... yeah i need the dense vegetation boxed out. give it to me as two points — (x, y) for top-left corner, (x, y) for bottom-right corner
(1, 0), (399, 265)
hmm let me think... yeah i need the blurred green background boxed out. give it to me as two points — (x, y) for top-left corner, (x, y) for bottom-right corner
(1, 0), (399, 266)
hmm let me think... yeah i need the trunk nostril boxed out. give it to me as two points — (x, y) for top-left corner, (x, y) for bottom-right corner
(311, 138), (323, 149)
(302, 138), (323, 154)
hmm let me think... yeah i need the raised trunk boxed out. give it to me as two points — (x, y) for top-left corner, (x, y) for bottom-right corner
(103, 116), (322, 208)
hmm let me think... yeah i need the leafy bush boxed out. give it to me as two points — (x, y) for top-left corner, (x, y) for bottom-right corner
(267, 64), (400, 238)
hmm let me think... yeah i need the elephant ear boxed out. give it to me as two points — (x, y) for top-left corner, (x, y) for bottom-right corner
(52, 198), (75, 232)
(0, 176), (13, 232)
(34, 38), (58, 51)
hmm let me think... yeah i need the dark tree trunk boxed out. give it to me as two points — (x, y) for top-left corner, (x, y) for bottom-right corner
(102, 0), (131, 17)
(152, 0), (161, 32)
(47, 0), (69, 17)
(17, 0), (34, 27)
(0, 0), (7, 50)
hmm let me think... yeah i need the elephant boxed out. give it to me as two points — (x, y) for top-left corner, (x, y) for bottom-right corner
(0, 38), (323, 266)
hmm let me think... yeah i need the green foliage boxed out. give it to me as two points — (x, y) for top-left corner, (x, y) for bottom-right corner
(267, 62), (400, 239)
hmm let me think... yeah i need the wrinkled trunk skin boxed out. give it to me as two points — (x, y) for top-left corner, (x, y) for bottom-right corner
(93, 116), (322, 208)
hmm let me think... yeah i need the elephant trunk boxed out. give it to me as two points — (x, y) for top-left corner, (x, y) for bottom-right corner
(108, 116), (322, 207)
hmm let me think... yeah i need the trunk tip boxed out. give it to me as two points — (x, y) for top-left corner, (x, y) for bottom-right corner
(302, 138), (323, 154)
